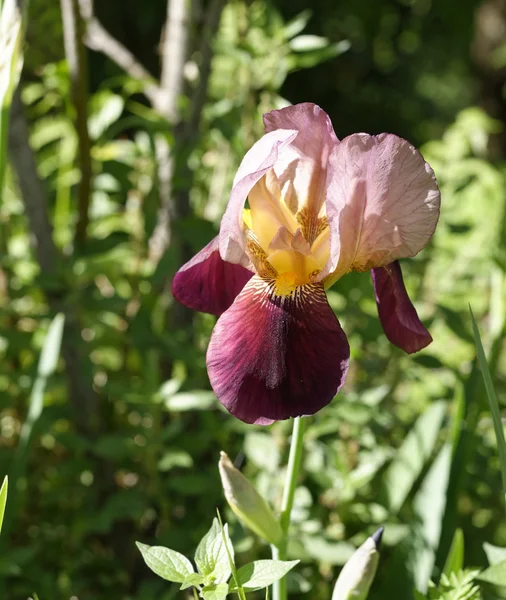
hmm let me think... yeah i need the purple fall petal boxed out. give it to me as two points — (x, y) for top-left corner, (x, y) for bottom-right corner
(172, 237), (253, 316)
(371, 261), (432, 354)
(206, 276), (350, 424)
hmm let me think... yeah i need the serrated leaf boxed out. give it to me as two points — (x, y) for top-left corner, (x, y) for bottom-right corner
(477, 560), (506, 587)
(180, 573), (205, 590)
(230, 560), (299, 591)
(195, 518), (233, 583)
(483, 542), (506, 566)
(0, 476), (7, 534)
(201, 583), (229, 600)
(136, 542), (194, 583)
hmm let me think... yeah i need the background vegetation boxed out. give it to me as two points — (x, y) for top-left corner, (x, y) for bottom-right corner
(1, 0), (506, 598)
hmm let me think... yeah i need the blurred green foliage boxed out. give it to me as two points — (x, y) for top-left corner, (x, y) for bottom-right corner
(2, 0), (506, 598)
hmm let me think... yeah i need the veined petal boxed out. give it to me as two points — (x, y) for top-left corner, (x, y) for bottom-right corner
(172, 237), (253, 316)
(371, 260), (432, 354)
(219, 129), (298, 267)
(322, 133), (440, 284)
(263, 103), (339, 244)
(206, 276), (350, 424)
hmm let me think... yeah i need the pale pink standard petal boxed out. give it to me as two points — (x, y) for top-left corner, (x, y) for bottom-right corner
(172, 237), (253, 316)
(206, 276), (350, 424)
(263, 103), (340, 242)
(219, 129), (298, 266)
(371, 260), (432, 354)
(263, 103), (339, 173)
(322, 133), (440, 283)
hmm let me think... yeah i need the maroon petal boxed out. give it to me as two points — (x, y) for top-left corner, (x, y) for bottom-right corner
(206, 276), (350, 424)
(172, 237), (253, 316)
(371, 261), (432, 354)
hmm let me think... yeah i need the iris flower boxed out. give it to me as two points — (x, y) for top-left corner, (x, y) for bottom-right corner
(173, 103), (440, 425)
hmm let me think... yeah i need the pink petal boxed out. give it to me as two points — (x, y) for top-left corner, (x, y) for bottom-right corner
(323, 133), (440, 282)
(263, 103), (339, 166)
(263, 103), (340, 242)
(172, 237), (253, 316)
(219, 129), (298, 267)
(206, 276), (350, 424)
(371, 260), (432, 354)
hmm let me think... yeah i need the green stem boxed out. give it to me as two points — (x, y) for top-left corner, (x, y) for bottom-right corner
(272, 416), (306, 600)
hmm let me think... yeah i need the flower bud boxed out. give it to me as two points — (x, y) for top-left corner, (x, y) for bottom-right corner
(332, 527), (383, 600)
(218, 451), (283, 547)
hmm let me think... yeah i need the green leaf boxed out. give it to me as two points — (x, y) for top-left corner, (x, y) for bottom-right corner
(412, 444), (453, 593)
(477, 560), (506, 587)
(289, 34), (329, 52)
(230, 560), (299, 591)
(38, 313), (65, 378)
(201, 583), (229, 600)
(470, 307), (506, 506)
(483, 542), (506, 566)
(244, 432), (280, 472)
(165, 391), (216, 412)
(20, 313), (65, 439)
(283, 9), (312, 39)
(88, 90), (125, 140)
(136, 542), (194, 583)
(180, 573), (205, 590)
(443, 529), (464, 577)
(382, 401), (447, 513)
(0, 476), (7, 534)
(195, 518), (232, 584)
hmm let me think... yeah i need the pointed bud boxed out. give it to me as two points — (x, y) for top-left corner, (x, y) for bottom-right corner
(332, 527), (383, 600)
(218, 451), (283, 547)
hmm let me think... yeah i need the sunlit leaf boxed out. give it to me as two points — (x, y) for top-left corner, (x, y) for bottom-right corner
(195, 518), (233, 584)
(483, 542), (506, 566)
(477, 560), (506, 587)
(136, 542), (194, 583)
(230, 560), (299, 591)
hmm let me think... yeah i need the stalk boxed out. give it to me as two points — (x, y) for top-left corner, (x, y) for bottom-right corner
(272, 416), (306, 600)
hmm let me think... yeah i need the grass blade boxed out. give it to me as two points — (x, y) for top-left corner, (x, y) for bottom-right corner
(0, 476), (7, 534)
(470, 306), (506, 505)
(442, 528), (464, 577)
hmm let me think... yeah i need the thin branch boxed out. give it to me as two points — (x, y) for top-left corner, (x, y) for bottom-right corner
(77, 0), (160, 106)
(148, 0), (191, 263)
(60, 0), (92, 249)
(173, 0), (226, 216)
(185, 0), (225, 137)
(7, 89), (58, 273)
(8, 88), (100, 436)
(157, 0), (189, 119)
